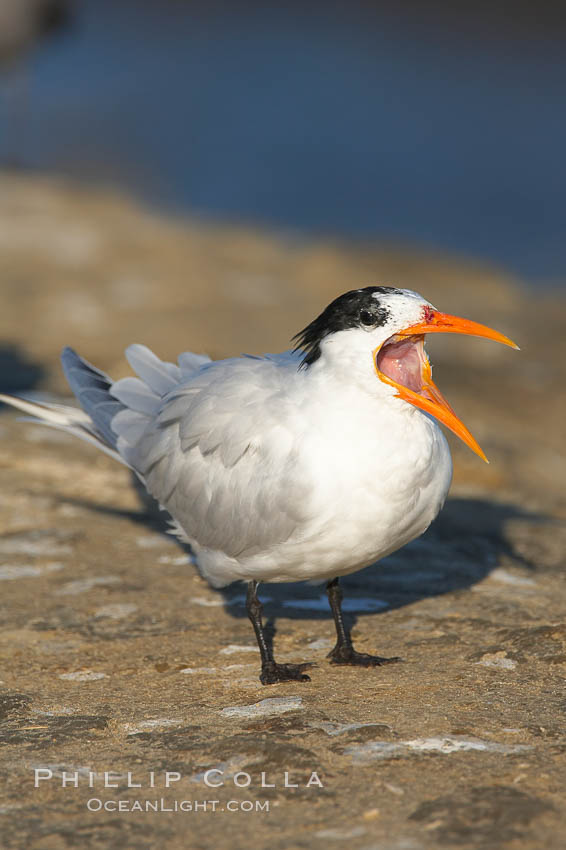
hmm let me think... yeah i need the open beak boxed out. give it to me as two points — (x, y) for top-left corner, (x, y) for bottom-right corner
(374, 311), (519, 463)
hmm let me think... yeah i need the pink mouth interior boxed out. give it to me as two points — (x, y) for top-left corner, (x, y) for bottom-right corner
(375, 336), (425, 393)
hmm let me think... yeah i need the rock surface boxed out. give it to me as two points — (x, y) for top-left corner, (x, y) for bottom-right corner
(0, 172), (565, 849)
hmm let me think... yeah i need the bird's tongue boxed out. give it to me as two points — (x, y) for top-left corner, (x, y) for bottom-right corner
(375, 337), (424, 394)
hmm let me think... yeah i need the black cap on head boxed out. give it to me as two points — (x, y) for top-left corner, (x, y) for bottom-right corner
(293, 286), (400, 368)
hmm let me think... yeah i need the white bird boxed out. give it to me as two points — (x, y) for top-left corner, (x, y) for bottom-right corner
(0, 286), (517, 684)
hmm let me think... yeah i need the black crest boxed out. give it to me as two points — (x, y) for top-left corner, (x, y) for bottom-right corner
(292, 286), (399, 368)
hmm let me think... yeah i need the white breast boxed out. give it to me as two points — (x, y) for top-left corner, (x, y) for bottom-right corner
(299, 398), (453, 580)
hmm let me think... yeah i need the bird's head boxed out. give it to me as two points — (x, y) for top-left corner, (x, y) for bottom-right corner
(293, 286), (518, 462)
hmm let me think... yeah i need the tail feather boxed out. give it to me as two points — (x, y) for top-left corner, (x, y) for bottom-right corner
(60, 346), (124, 449)
(0, 392), (127, 466)
(2, 344), (205, 476)
(0, 394), (88, 425)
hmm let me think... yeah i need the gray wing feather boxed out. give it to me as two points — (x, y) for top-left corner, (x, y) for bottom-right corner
(111, 408), (151, 446)
(110, 377), (161, 416)
(178, 351), (211, 375)
(125, 344), (181, 394)
(137, 355), (312, 558)
(61, 347), (124, 449)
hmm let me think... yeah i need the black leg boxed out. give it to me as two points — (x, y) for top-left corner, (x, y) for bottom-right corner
(326, 577), (402, 667)
(246, 581), (313, 685)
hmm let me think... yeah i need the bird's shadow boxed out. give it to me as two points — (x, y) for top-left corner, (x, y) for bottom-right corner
(0, 345), (45, 394)
(57, 479), (554, 652)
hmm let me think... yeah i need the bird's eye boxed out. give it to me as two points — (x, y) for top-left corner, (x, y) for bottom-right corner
(360, 309), (376, 326)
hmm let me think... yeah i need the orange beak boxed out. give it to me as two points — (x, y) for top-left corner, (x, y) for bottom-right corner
(397, 310), (519, 349)
(374, 310), (519, 463)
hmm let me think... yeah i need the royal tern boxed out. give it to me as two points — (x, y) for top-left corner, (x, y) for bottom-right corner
(0, 286), (517, 684)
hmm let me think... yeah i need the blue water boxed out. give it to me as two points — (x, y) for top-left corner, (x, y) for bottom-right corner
(2, 0), (566, 285)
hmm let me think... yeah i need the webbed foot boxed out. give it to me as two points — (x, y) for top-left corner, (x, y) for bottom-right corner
(327, 645), (402, 666)
(260, 661), (314, 685)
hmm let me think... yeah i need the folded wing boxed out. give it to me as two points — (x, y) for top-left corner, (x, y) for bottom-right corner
(120, 352), (311, 558)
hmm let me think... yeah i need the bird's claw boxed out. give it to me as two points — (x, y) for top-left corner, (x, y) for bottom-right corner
(260, 661), (315, 685)
(327, 646), (402, 667)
